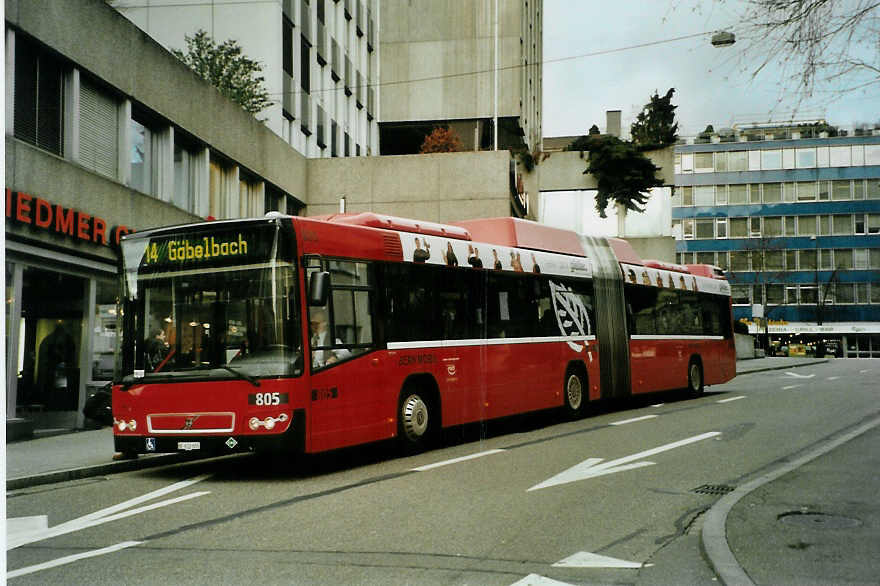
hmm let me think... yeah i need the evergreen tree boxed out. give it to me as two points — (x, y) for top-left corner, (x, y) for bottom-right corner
(630, 88), (678, 149)
(172, 30), (272, 115)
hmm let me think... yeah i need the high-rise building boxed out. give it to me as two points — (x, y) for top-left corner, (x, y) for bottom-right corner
(379, 0), (542, 155)
(111, 0), (379, 158)
(674, 122), (880, 357)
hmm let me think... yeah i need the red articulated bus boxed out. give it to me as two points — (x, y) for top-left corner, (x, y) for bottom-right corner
(113, 213), (735, 457)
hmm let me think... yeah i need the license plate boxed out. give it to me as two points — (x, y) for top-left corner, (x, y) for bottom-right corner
(177, 441), (201, 451)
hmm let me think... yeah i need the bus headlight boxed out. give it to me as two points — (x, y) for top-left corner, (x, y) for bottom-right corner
(248, 413), (289, 431)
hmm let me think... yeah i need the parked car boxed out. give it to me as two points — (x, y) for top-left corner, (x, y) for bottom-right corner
(83, 382), (112, 426)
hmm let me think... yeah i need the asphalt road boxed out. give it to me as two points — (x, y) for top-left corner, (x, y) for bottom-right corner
(6, 359), (878, 585)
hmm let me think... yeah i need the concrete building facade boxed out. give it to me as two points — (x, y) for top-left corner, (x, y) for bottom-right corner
(379, 0), (542, 155)
(673, 123), (880, 357)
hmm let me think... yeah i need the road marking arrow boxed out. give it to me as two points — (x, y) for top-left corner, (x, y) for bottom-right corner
(528, 431), (721, 491)
(553, 551), (649, 569)
(784, 371), (815, 379)
(510, 574), (574, 586)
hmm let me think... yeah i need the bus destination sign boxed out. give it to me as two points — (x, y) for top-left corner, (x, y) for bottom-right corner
(144, 233), (250, 266)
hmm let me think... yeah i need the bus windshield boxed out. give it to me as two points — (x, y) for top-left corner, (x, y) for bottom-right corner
(120, 221), (301, 380)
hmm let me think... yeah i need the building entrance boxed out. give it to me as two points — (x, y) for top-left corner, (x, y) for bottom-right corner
(16, 267), (85, 415)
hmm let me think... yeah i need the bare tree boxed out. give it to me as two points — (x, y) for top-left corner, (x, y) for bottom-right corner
(728, 0), (880, 105)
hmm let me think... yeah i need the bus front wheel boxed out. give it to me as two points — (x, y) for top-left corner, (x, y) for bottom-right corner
(398, 390), (435, 452)
(688, 359), (704, 397)
(563, 369), (587, 419)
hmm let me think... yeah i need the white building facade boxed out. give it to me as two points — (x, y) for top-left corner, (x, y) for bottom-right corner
(111, 0), (379, 158)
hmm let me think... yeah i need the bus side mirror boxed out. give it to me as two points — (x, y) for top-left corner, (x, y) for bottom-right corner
(308, 271), (330, 306)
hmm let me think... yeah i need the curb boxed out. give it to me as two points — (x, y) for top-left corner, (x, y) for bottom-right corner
(735, 359), (828, 376)
(6, 453), (198, 491)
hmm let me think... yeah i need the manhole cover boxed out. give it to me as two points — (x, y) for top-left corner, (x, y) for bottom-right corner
(779, 512), (861, 529)
(692, 484), (735, 495)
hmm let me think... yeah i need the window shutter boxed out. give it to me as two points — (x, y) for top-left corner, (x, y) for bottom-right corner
(79, 79), (118, 178)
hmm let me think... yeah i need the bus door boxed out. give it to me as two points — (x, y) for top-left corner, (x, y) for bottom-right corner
(305, 260), (388, 452)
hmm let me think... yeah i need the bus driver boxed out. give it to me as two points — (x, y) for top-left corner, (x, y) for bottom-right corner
(309, 309), (350, 368)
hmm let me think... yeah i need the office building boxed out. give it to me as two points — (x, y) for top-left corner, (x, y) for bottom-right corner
(674, 122), (880, 357)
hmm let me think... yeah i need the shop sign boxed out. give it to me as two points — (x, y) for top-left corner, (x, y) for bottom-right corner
(6, 188), (132, 249)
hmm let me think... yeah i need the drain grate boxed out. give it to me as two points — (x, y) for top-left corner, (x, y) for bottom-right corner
(692, 484), (736, 495)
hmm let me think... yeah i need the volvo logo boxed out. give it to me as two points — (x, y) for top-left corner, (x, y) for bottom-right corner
(182, 415), (199, 431)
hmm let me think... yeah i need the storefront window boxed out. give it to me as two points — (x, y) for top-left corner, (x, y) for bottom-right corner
(91, 280), (118, 382)
(18, 267), (85, 412)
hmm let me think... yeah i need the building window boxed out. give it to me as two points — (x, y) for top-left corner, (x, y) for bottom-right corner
(836, 283), (855, 304)
(869, 180), (880, 200)
(820, 249), (833, 270)
(716, 218), (727, 239)
(694, 152), (713, 172)
(728, 151), (747, 171)
(855, 214), (866, 234)
(730, 251), (750, 271)
(729, 217), (748, 238)
(763, 183), (782, 203)
(696, 251), (715, 265)
(680, 153), (693, 173)
(818, 181), (830, 200)
(829, 145), (851, 167)
(835, 249), (853, 270)
(130, 114), (155, 195)
(761, 149), (782, 170)
(300, 36), (311, 94)
(729, 184), (748, 205)
(680, 186), (693, 206)
(331, 119), (338, 156)
(173, 141), (195, 212)
(832, 215), (853, 235)
(799, 249), (816, 270)
(763, 216), (782, 237)
(714, 151), (728, 172)
(764, 250), (784, 271)
(832, 180), (851, 200)
(796, 147), (816, 168)
(819, 214), (831, 235)
(867, 213), (880, 234)
(731, 285), (751, 304)
(749, 183), (761, 204)
(283, 17), (294, 76)
(870, 249), (880, 269)
(797, 215), (817, 236)
(854, 249), (868, 270)
(239, 174), (262, 217)
(695, 219), (714, 239)
(785, 250), (796, 270)
(766, 284), (784, 305)
(694, 186), (714, 206)
(79, 78), (119, 179)
(316, 105), (326, 149)
(800, 286), (818, 304)
(715, 185), (728, 205)
(14, 35), (64, 155)
(797, 181), (816, 201)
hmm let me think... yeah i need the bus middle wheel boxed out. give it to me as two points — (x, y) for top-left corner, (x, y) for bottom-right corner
(563, 369), (586, 419)
(398, 390), (435, 451)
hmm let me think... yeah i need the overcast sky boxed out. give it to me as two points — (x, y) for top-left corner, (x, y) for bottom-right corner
(542, 0), (879, 139)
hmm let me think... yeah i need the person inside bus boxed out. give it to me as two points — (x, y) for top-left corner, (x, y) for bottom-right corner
(309, 309), (350, 368)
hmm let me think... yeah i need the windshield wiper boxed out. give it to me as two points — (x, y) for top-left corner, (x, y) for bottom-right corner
(219, 365), (261, 387)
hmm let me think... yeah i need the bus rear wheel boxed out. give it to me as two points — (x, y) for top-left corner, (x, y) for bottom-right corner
(398, 390), (435, 452)
(688, 359), (704, 397)
(563, 369), (587, 419)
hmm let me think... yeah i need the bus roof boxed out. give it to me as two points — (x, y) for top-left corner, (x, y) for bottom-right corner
(317, 212), (472, 240)
(451, 217), (587, 257)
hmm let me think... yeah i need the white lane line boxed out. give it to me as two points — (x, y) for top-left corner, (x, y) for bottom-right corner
(412, 449), (506, 472)
(7, 492), (210, 550)
(717, 396), (746, 404)
(782, 384), (802, 390)
(609, 415), (657, 426)
(827, 376), (840, 380)
(7, 541), (143, 579)
(651, 403), (664, 408)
